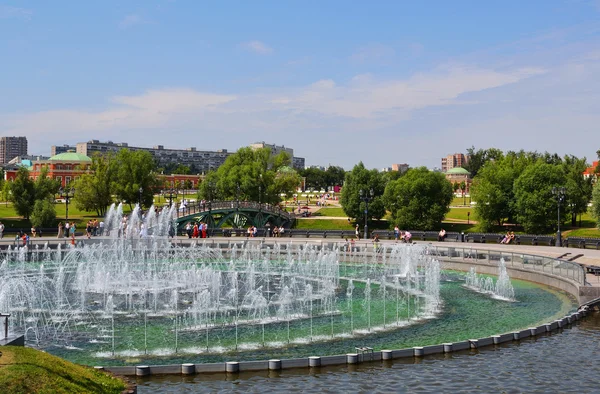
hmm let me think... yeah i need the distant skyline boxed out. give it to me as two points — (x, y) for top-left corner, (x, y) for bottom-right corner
(1, 0), (599, 169)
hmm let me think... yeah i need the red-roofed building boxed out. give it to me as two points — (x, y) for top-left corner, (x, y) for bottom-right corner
(583, 161), (599, 180)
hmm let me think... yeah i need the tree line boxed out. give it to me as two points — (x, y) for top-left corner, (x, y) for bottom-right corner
(340, 148), (600, 233)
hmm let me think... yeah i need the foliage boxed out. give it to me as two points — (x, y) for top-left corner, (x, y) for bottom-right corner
(383, 166), (453, 230)
(9, 167), (36, 219)
(592, 180), (600, 229)
(34, 166), (60, 200)
(73, 154), (115, 216)
(111, 149), (159, 209)
(298, 166), (346, 191)
(30, 199), (57, 228)
(340, 162), (386, 221)
(562, 155), (593, 226)
(1, 181), (10, 206)
(0, 346), (126, 394)
(463, 146), (504, 177)
(470, 160), (518, 231)
(513, 160), (567, 233)
(198, 147), (301, 205)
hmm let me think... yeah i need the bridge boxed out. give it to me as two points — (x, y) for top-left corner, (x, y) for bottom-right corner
(174, 200), (295, 230)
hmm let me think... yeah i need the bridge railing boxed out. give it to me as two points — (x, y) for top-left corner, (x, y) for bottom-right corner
(175, 201), (294, 220)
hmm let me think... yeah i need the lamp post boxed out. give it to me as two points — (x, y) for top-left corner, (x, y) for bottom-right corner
(359, 188), (374, 240)
(138, 187), (143, 208)
(59, 186), (75, 223)
(236, 183), (241, 210)
(552, 186), (566, 247)
(164, 188), (177, 207)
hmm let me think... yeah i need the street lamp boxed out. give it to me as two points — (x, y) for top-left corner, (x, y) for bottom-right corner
(236, 183), (241, 210)
(163, 188), (177, 207)
(59, 186), (75, 223)
(552, 186), (566, 247)
(359, 188), (374, 240)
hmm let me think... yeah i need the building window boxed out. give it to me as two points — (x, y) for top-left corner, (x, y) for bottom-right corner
(56, 176), (62, 184)
(65, 176), (71, 184)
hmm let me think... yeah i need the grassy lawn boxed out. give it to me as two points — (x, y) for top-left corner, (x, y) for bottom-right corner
(0, 346), (126, 394)
(445, 207), (475, 222)
(563, 228), (600, 237)
(295, 219), (353, 230)
(314, 207), (347, 217)
(451, 195), (472, 206)
(295, 218), (389, 230)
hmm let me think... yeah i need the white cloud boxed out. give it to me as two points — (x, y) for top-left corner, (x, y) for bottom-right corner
(0, 5), (32, 20)
(241, 40), (273, 54)
(119, 14), (145, 29)
(266, 66), (545, 118)
(0, 63), (569, 167)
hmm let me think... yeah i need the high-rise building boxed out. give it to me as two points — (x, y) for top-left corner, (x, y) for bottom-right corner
(0, 136), (28, 164)
(250, 142), (305, 170)
(391, 163), (409, 173)
(441, 153), (468, 172)
(75, 140), (231, 173)
(51, 144), (77, 156)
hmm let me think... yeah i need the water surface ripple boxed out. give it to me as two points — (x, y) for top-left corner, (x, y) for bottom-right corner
(137, 312), (600, 393)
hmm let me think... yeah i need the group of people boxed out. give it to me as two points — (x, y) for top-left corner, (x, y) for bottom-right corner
(393, 225), (412, 243)
(56, 221), (77, 243)
(271, 226), (285, 237)
(84, 219), (104, 238)
(185, 222), (208, 238)
(501, 231), (516, 244)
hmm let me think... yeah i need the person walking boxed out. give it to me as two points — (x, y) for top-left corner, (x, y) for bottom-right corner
(355, 224), (360, 240)
(57, 222), (64, 238)
(0, 221), (4, 239)
(69, 222), (76, 245)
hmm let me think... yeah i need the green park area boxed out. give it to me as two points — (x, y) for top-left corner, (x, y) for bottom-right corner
(1, 146), (599, 239)
(0, 346), (126, 394)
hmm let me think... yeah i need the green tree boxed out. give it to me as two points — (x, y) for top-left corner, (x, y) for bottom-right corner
(34, 167), (60, 201)
(513, 161), (567, 233)
(198, 147), (300, 205)
(463, 146), (504, 177)
(383, 167), (453, 230)
(562, 155), (593, 226)
(591, 180), (600, 229)
(30, 199), (57, 228)
(470, 150), (541, 231)
(10, 167), (35, 219)
(324, 166), (346, 188)
(1, 179), (10, 206)
(111, 149), (159, 209)
(340, 162), (386, 222)
(298, 167), (328, 191)
(73, 154), (115, 216)
(174, 164), (191, 175)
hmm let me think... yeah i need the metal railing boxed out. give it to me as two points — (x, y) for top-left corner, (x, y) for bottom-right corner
(426, 245), (586, 286)
(175, 201), (294, 220)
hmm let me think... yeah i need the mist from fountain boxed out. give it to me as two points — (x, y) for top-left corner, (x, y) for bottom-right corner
(0, 203), (444, 363)
(464, 259), (516, 301)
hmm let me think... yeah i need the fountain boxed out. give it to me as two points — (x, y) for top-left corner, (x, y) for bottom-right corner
(464, 259), (516, 301)
(0, 204), (571, 366)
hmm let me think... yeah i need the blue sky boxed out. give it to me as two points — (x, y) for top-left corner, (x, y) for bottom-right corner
(1, 0), (599, 169)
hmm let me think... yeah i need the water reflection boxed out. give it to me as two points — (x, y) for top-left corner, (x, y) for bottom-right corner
(137, 312), (600, 393)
